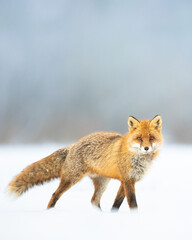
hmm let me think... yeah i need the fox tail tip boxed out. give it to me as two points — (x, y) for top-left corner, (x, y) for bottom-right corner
(7, 183), (24, 198)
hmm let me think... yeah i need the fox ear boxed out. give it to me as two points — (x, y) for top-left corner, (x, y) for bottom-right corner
(128, 116), (140, 131)
(150, 115), (162, 130)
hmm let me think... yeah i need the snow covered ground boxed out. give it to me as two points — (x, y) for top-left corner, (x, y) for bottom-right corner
(0, 143), (192, 240)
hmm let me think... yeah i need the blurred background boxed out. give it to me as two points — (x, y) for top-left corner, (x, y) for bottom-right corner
(0, 0), (192, 144)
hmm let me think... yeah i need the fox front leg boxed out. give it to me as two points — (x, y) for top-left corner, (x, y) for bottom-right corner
(111, 183), (125, 211)
(123, 179), (137, 209)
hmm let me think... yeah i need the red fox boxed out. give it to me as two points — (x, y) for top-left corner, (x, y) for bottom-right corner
(8, 115), (163, 210)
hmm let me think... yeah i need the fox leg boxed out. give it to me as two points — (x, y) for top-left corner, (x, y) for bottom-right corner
(47, 174), (83, 209)
(123, 179), (137, 209)
(111, 182), (125, 211)
(91, 176), (110, 208)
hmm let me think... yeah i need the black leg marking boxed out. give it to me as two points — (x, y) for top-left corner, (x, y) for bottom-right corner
(112, 196), (125, 210)
(128, 193), (137, 209)
(111, 183), (125, 211)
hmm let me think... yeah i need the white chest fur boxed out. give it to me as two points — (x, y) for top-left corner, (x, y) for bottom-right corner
(129, 154), (153, 181)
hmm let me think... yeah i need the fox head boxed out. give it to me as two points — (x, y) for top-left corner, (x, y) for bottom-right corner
(127, 115), (163, 155)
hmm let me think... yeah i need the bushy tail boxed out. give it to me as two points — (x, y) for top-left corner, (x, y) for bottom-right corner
(8, 147), (69, 196)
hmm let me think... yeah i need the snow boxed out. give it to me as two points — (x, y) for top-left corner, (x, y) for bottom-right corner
(0, 143), (192, 240)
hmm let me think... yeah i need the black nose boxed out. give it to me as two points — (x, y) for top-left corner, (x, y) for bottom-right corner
(144, 147), (149, 151)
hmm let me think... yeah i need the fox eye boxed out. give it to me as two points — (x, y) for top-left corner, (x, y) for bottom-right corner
(137, 137), (142, 141)
(150, 136), (154, 141)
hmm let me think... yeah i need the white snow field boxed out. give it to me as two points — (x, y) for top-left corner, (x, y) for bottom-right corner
(0, 143), (192, 240)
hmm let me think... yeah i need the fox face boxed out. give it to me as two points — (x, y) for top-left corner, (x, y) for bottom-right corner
(127, 115), (163, 155)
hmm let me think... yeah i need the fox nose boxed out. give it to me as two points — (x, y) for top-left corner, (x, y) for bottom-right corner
(144, 147), (149, 151)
